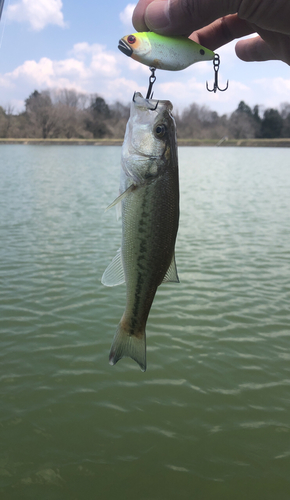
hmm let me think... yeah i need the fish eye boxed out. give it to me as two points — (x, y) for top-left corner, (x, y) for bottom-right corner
(127, 35), (136, 44)
(154, 124), (167, 138)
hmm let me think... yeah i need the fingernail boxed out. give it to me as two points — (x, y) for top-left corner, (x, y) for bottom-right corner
(145, 1), (170, 31)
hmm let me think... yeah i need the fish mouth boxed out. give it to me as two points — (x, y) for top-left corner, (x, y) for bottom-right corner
(118, 39), (133, 57)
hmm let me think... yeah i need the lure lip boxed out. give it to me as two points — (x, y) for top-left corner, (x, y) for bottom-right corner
(118, 38), (133, 57)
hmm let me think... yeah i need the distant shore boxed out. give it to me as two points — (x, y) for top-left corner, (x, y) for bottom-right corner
(1, 138), (290, 147)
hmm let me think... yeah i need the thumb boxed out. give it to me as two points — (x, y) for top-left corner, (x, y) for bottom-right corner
(141, 0), (240, 35)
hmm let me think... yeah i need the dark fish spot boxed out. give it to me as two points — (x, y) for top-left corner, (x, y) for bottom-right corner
(200, 49), (205, 55)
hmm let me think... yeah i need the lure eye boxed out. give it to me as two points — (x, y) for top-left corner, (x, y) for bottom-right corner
(155, 124), (166, 138)
(127, 35), (136, 44)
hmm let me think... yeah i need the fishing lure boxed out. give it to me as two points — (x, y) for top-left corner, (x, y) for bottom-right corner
(118, 32), (228, 95)
(119, 31), (214, 71)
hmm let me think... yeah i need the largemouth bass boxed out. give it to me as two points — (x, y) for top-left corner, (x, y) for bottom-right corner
(102, 92), (179, 372)
(118, 32), (214, 71)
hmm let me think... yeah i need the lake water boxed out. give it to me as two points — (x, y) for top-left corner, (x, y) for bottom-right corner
(1, 144), (290, 500)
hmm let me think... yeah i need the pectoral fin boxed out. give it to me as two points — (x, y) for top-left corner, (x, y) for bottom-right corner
(101, 248), (125, 286)
(105, 185), (135, 211)
(162, 253), (179, 283)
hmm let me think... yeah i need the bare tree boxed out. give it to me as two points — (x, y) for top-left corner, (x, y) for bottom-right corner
(25, 90), (56, 138)
(51, 88), (88, 110)
(0, 104), (14, 137)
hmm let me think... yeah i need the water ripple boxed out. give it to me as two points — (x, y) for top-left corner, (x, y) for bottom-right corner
(1, 146), (290, 498)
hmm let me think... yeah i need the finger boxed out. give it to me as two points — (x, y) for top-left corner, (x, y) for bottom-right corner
(235, 31), (290, 65)
(188, 14), (254, 52)
(133, 0), (155, 32)
(235, 36), (277, 62)
(238, 1), (290, 35)
(142, 0), (240, 36)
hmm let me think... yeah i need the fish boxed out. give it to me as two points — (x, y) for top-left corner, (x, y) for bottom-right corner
(118, 32), (214, 71)
(102, 92), (179, 372)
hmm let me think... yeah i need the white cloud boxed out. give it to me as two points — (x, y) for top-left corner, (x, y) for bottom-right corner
(70, 42), (120, 78)
(7, 0), (66, 31)
(5, 56), (89, 91)
(253, 77), (290, 108)
(0, 42), (143, 110)
(119, 3), (136, 27)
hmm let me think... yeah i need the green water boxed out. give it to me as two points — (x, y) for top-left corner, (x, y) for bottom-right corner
(1, 145), (290, 500)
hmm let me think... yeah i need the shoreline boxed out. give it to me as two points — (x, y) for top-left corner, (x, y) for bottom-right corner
(1, 138), (290, 147)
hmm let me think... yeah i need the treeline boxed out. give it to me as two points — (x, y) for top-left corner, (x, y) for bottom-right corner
(1, 88), (290, 140)
(0, 89), (130, 140)
(176, 100), (290, 140)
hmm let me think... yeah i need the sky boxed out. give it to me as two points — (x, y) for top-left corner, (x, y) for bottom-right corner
(0, 0), (290, 115)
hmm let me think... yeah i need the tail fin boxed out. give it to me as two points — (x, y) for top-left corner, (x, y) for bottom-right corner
(109, 322), (146, 372)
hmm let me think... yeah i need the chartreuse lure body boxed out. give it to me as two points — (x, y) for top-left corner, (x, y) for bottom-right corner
(118, 32), (214, 71)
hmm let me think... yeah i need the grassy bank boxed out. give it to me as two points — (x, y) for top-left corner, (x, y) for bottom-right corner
(1, 138), (290, 147)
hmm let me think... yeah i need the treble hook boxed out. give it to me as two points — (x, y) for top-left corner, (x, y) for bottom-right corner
(146, 67), (156, 99)
(206, 54), (229, 93)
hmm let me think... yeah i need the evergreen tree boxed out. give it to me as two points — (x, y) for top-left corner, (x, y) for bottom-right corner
(261, 109), (283, 138)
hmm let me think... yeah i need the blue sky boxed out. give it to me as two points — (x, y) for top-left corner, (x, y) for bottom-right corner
(0, 0), (289, 115)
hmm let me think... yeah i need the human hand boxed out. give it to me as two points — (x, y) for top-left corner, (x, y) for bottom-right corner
(132, 0), (290, 65)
